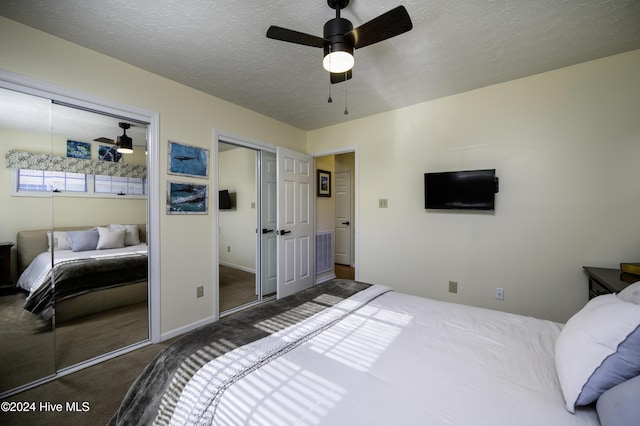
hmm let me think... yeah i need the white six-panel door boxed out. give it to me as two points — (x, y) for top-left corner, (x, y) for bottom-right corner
(276, 147), (314, 298)
(260, 151), (278, 295)
(334, 170), (352, 265)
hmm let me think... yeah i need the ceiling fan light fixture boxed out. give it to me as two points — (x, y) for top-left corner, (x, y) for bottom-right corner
(116, 135), (133, 154)
(323, 49), (354, 73)
(116, 122), (134, 154)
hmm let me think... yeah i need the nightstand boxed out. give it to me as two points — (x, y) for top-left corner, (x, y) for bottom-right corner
(0, 242), (14, 294)
(583, 266), (636, 299)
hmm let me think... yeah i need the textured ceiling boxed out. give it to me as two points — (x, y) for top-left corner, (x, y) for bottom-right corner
(1, 0), (639, 131)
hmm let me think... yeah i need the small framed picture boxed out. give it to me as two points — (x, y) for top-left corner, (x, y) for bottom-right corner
(66, 140), (91, 159)
(317, 169), (331, 197)
(167, 181), (208, 215)
(168, 140), (209, 178)
(98, 145), (122, 162)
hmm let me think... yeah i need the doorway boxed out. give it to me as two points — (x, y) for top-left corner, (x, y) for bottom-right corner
(315, 151), (356, 281)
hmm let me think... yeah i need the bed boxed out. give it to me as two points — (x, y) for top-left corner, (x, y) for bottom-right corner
(110, 279), (640, 426)
(16, 224), (148, 322)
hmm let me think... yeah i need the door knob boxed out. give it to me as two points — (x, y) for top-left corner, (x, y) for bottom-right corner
(277, 229), (292, 235)
(262, 228), (274, 234)
(342, 221), (350, 225)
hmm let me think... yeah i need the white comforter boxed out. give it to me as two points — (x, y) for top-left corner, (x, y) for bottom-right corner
(16, 244), (148, 295)
(169, 285), (599, 425)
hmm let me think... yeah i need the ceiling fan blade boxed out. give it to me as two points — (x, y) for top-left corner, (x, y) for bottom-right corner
(347, 6), (413, 49)
(330, 70), (353, 84)
(266, 26), (325, 48)
(94, 137), (116, 144)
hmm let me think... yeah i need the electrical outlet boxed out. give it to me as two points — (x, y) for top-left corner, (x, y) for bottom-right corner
(495, 287), (504, 301)
(379, 198), (388, 208)
(448, 281), (458, 293)
(196, 286), (204, 298)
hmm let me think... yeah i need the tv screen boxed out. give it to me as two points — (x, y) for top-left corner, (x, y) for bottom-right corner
(219, 189), (232, 210)
(424, 169), (498, 210)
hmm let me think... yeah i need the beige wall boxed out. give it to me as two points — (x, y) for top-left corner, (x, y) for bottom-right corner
(308, 49), (640, 323)
(0, 17), (306, 334)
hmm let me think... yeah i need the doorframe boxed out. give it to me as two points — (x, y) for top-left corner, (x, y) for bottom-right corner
(213, 130), (277, 318)
(310, 146), (358, 281)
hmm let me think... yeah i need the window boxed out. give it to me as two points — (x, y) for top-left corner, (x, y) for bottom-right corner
(15, 169), (146, 197)
(95, 175), (145, 195)
(18, 169), (86, 192)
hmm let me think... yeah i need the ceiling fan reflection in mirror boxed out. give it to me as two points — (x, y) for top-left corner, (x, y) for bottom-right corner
(93, 122), (134, 154)
(266, 0), (413, 85)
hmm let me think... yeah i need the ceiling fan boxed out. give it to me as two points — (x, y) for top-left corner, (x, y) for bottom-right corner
(93, 122), (134, 154)
(266, 0), (413, 84)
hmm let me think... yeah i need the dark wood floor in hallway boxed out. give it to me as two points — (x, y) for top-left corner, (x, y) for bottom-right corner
(335, 264), (355, 280)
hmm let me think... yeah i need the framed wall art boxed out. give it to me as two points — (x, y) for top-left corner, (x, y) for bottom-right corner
(317, 169), (331, 197)
(167, 181), (208, 215)
(98, 145), (121, 162)
(168, 140), (209, 178)
(66, 140), (91, 159)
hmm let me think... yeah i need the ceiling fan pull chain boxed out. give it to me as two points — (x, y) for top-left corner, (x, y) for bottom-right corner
(328, 45), (333, 103)
(344, 73), (349, 115)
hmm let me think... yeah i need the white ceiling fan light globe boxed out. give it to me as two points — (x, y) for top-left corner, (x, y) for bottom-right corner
(323, 51), (354, 73)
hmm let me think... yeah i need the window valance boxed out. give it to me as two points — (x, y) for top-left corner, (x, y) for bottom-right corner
(5, 150), (147, 179)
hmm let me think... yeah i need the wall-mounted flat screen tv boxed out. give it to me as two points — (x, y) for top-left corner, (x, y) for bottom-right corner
(424, 169), (498, 210)
(219, 189), (232, 210)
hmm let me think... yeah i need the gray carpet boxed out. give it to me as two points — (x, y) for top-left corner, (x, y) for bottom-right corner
(0, 339), (174, 426)
(0, 292), (148, 398)
(0, 293), (55, 394)
(219, 264), (258, 311)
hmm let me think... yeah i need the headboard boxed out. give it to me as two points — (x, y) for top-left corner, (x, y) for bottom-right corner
(16, 224), (147, 275)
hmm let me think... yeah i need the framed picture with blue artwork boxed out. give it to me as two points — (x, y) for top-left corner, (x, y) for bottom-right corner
(66, 140), (91, 159)
(168, 141), (209, 178)
(98, 145), (122, 162)
(167, 181), (208, 215)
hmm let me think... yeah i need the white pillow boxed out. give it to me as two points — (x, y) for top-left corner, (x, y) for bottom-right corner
(108, 224), (141, 246)
(47, 231), (72, 251)
(555, 294), (640, 413)
(96, 226), (126, 250)
(618, 282), (640, 304)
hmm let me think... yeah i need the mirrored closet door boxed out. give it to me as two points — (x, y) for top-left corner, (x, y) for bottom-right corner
(0, 88), (56, 393)
(0, 86), (150, 395)
(50, 102), (149, 369)
(218, 142), (277, 313)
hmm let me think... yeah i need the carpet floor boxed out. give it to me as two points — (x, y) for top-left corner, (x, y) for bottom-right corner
(219, 264), (258, 312)
(0, 338), (174, 425)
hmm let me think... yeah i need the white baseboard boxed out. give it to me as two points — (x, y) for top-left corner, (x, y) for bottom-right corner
(219, 261), (256, 274)
(315, 272), (336, 284)
(161, 315), (217, 341)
